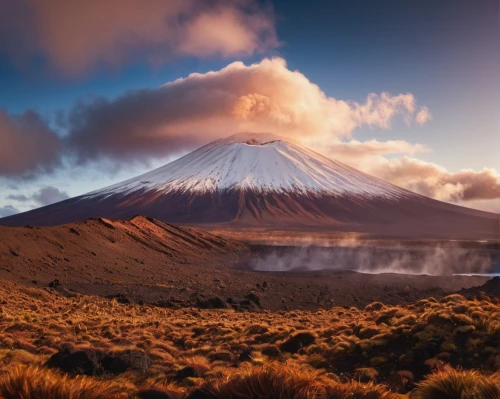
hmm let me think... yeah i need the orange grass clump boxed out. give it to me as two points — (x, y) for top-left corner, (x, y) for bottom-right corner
(410, 368), (500, 399)
(0, 365), (131, 399)
(202, 363), (332, 398)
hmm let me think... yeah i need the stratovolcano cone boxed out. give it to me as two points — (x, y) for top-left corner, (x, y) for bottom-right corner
(1, 133), (498, 239)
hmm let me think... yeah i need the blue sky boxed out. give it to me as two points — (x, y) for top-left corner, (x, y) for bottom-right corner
(0, 0), (499, 215)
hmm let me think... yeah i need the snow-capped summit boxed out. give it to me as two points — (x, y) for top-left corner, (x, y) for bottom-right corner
(86, 132), (410, 199)
(1, 133), (498, 239)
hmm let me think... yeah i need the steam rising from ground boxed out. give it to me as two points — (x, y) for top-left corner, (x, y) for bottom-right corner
(248, 241), (499, 276)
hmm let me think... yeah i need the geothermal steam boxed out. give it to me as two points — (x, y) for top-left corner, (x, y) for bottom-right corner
(249, 241), (498, 276)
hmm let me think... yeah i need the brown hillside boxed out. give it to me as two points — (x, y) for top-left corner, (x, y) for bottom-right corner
(0, 217), (494, 311)
(0, 216), (246, 286)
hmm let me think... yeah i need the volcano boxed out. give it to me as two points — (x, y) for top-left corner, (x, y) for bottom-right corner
(1, 133), (498, 239)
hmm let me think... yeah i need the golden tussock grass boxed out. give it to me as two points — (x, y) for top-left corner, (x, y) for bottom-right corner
(410, 368), (500, 399)
(195, 363), (401, 399)
(0, 280), (498, 398)
(0, 365), (131, 399)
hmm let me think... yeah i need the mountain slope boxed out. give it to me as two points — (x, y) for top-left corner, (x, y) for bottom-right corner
(1, 133), (499, 239)
(0, 216), (246, 285)
(87, 133), (408, 198)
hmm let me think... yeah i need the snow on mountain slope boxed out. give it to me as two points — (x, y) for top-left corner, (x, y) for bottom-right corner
(1, 133), (498, 240)
(85, 133), (412, 200)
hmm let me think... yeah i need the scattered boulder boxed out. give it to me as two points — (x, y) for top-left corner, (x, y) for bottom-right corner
(110, 349), (152, 372)
(196, 297), (227, 309)
(100, 355), (128, 375)
(46, 348), (104, 376)
(280, 332), (316, 354)
(46, 347), (150, 376)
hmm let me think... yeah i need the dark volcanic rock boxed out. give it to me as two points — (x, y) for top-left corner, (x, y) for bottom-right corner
(196, 297), (227, 309)
(46, 347), (150, 376)
(111, 349), (152, 372)
(100, 355), (128, 375)
(46, 348), (104, 376)
(280, 332), (316, 354)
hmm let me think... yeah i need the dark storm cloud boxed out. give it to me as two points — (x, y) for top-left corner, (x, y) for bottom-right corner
(0, 109), (61, 177)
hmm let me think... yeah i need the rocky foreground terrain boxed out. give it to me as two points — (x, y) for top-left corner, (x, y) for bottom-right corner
(0, 278), (499, 398)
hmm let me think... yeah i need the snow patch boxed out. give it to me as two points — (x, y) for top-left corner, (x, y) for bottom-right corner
(84, 134), (414, 200)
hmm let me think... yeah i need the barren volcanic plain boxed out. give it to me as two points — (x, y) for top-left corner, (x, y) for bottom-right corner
(1, 216), (499, 311)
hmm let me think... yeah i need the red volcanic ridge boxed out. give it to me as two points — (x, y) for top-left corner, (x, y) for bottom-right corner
(1, 133), (498, 239)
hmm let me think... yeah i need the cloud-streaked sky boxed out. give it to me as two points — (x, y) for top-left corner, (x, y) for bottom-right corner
(0, 0), (499, 214)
